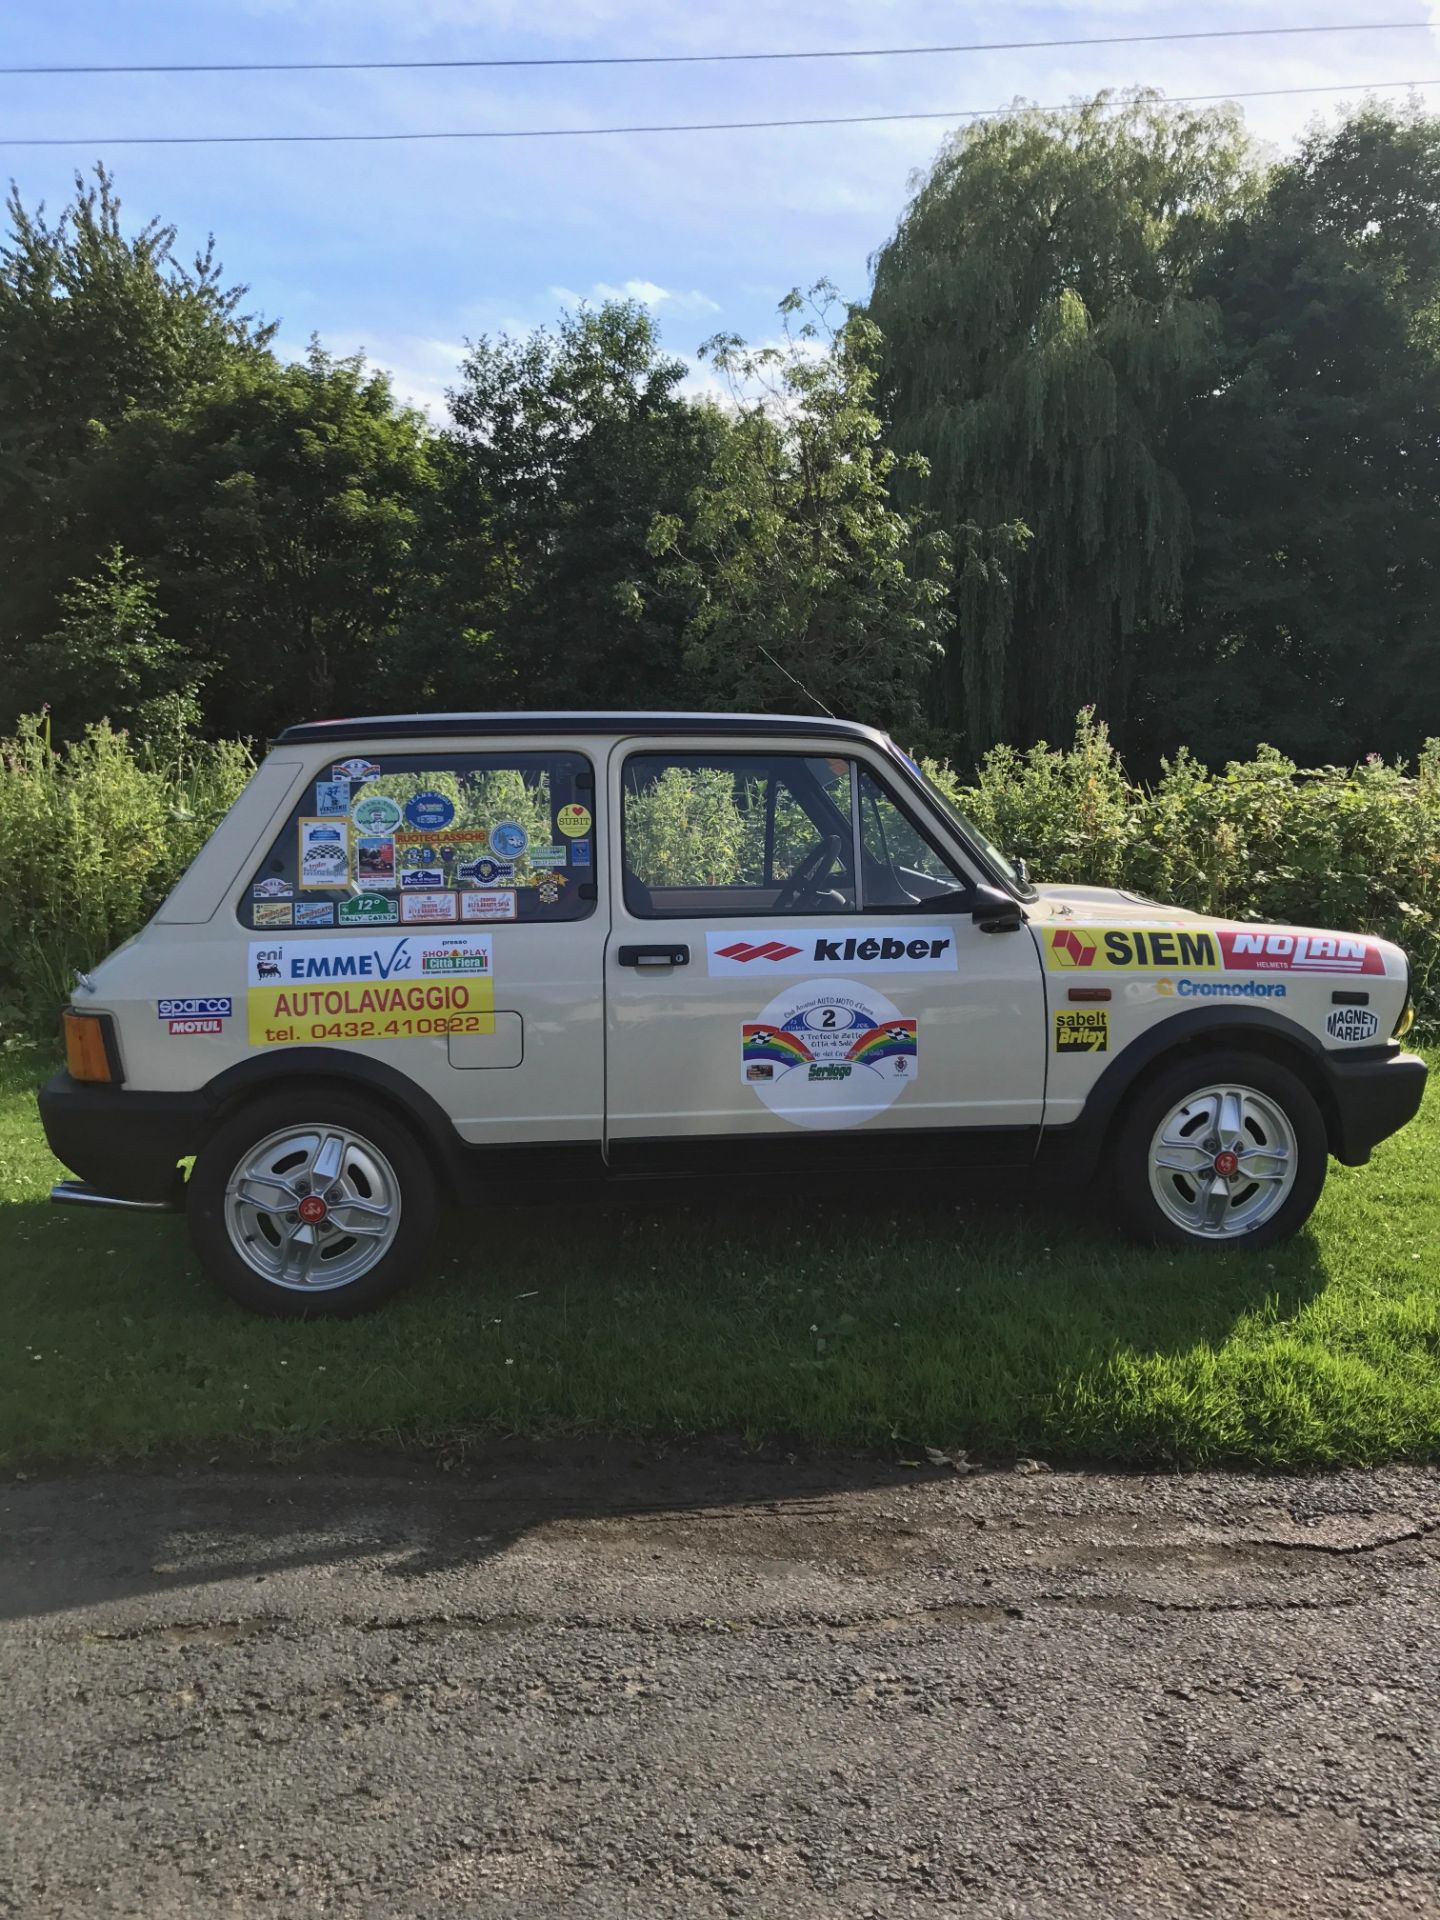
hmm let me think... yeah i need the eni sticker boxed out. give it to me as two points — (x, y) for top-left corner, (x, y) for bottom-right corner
(741, 980), (917, 1131)
(1054, 1008), (1109, 1054)
(556, 803), (592, 838)
(246, 934), (494, 1046)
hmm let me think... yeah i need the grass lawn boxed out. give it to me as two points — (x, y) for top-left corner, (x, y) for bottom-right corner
(1, 1050), (1437, 1471)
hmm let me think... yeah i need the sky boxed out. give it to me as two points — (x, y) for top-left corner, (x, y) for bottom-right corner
(4, 0), (1440, 416)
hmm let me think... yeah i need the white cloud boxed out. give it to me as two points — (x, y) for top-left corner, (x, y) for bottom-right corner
(550, 278), (721, 314)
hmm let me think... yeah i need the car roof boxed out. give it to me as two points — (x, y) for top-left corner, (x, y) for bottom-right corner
(273, 711), (890, 748)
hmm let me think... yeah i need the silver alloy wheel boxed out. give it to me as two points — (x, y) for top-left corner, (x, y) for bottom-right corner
(1146, 1082), (1299, 1240)
(223, 1123), (402, 1291)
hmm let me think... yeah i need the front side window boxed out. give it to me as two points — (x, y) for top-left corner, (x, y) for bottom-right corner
(240, 751), (595, 930)
(622, 751), (969, 917)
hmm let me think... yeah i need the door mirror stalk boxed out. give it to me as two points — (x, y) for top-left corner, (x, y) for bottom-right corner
(970, 882), (1025, 932)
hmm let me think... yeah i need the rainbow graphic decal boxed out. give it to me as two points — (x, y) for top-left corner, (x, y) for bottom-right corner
(845, 1020), (918, 1068)
(741, 1024), (814, 1070)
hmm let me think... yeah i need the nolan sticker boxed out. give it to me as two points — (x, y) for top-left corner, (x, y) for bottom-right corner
(1045, 927), (1220, 972)
(741, 980), (918, 1131)
(1054, 1008), (1109, 1053)
(1218, 930), (1386, 976)
(708, 928), (957, 976)
(1156, 977), (1287, 1000)
(1325, 1007), (1380, 1043)
(246, 933), (493, 1045)
(157, 997), (232, 1020)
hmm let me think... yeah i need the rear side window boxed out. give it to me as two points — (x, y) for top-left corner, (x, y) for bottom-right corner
(240, 752), (595, 931)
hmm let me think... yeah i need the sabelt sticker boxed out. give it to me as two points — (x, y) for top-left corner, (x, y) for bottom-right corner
(741, 980), (918, 1131)
(298, 817), (349, 890)
(401, 890), (458, 923)
(1219, 929), (1386, 976)
(461, 890), (517, 920)
(1054, 1008), (1109, 1054)
(1325, 1006), (1381, 1043)
(556, 803), (592, 839)
(708, 927), (957, 976)
(246, 934), (493, 1046)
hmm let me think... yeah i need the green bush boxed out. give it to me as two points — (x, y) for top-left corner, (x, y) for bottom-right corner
(934, 710), (1440, 1023)
(0, 705), (253, 1038)
(2, 705), (1435, 1039)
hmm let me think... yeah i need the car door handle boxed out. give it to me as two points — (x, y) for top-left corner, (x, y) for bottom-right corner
(618, 944), (690, 968)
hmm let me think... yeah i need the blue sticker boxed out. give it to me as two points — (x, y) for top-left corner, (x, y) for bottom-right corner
(489, 820), (529, 860)
(295, 901), (335, 927)
(570, 840), (591, 867)
(458, 856), (515, 886)
(314, 779), (350, 816)
(405, 790), (455, 832)
(157, 997), (232, 1019)
(401, 867), (446, 889)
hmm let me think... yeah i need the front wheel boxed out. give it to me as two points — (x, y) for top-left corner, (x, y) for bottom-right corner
(187, 1089), (438, 1316)
(1111, 1051), (1329, 1251)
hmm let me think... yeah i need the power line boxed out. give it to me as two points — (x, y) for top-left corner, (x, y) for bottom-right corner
(0, 19), (1430, 77)
(0, 78), (1436, 147)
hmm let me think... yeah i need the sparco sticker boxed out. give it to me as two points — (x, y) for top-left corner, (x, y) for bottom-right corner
(157, 997), (232, 1019)
(741, 980), (918, 1131)
(246, 934), (493, 1046)
(708, 927), (956, 976)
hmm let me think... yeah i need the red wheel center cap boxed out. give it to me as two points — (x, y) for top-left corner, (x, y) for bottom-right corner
(298, 1194), (328, 1225)
(1213, 1150), (1239, 1178)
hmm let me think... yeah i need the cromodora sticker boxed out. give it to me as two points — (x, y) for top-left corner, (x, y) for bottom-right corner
(741, 980), (917, 1132)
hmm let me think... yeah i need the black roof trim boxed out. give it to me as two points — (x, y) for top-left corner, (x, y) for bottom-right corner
(274, 710), (886, 747)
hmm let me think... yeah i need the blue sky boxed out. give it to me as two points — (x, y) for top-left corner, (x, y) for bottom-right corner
(3, 0), (1439, 414)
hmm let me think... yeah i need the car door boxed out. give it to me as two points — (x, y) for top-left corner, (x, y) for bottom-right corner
(603, 733), (1045, 1176)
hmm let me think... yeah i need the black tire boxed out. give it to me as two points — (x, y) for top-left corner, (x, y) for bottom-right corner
(187, 1087), (439, 1317)
(1111, 1048), (1329, 1251)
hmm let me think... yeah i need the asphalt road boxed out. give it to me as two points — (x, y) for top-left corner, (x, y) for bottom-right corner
(3, 1449), (1439, 1919)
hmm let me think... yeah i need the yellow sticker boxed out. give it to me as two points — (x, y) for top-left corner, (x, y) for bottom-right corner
(556, 802), (592, 838)
(1044, 927), (1219, 972)
(1053, 1008), (1109, 1054)
(246, 933), (495, 1046)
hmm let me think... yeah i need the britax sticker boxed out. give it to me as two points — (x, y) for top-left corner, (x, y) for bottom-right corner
(157, 998), (232, 1020)
(246, 934), (493, 1046)
(1218, 930), (1385, 975)
(707, 927), (957, 976)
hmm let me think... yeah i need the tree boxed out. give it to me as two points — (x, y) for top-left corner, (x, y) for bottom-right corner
(445, 301), (724, 707)
(1168, 103), (1440, 763)
(869, 92), (1255, 755)
(0, 166), (274, 660)
(649, 285), (951, 735)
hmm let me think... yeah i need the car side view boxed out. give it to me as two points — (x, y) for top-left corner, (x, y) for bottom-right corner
(39, 712), (1427, 1316)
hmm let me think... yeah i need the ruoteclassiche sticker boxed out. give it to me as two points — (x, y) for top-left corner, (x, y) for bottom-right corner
(708, 927), (957, 977)
(298, 817), (349, 890)
(246, 934), (493, 1046)
(741, 980), (918, 1131)
(1053, 1008), (1109, 1053)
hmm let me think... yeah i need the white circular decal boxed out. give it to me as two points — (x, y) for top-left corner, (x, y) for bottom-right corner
(740, 979), (919, 1131)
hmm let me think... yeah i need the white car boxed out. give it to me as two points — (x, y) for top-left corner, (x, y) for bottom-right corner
(41, 712), (1426, 1316)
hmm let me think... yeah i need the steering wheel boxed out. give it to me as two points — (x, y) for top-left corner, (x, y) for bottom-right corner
(772, 834), (844, 913)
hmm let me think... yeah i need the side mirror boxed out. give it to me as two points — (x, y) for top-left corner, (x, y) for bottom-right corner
(970, 882), (1025, 933)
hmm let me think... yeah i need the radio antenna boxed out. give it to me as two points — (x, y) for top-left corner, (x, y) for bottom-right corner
(756, 643), (836, 719)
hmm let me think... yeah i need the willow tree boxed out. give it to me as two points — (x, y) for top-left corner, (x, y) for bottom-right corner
(869, 91), (1255, 753)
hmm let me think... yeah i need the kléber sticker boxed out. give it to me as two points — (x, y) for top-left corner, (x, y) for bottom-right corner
(709, 927), (957, 977)
(741, 980), (918, 1131)
(246, 933), (494, 1046)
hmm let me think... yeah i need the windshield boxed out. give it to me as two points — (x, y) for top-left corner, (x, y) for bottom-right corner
(888, 743), (1033, 896)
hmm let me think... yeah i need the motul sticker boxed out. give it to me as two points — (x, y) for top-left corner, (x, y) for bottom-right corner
(707, 928), (957, 976)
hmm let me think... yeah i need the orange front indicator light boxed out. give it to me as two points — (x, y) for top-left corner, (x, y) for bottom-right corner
(63, 1011), (117, 1083)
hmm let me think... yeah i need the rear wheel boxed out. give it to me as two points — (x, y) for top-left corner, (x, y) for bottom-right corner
(1112, 1050), (1328, 1251)
(187, 1089), (438, 1316)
